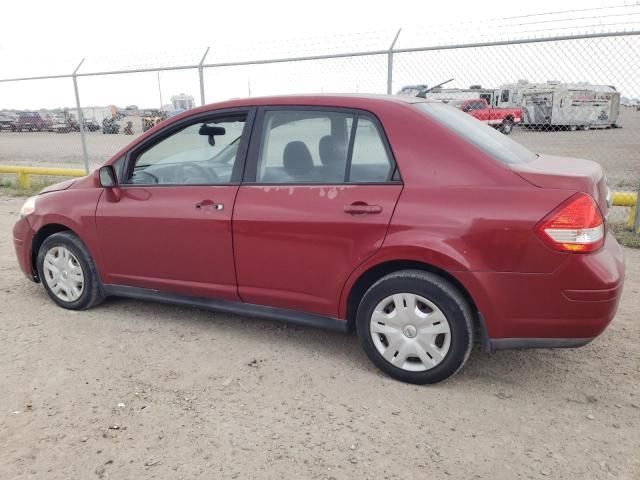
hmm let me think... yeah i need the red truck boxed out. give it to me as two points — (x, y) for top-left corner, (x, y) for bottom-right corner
(450, 98), (522, 134)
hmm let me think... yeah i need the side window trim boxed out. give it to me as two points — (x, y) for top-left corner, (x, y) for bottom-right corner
(343, 114), (359, 182)
(120, 107), (256, 187)
(243, 105), (401, 185)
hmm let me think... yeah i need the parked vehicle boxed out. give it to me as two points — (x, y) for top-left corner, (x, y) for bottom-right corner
(84, 119), (100, 132)
(51, 122), (73, 133)
(400, 84), (522, 134)
(620, 97), (639, 108)
(141, 110), (166, 132)
(51, 116), (80, 133)
(0, 114), (17, 131)
(13, 95), (624, 384)
(102, 118), (121, 134)
(498, 81), (621, 130)
(449, 98), (521, 134)
(13, 111), (47, 132)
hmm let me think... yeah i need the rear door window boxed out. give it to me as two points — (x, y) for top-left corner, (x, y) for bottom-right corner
(253, 109), (396, 184)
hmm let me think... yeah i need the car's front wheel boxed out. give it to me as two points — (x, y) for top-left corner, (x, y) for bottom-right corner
(37, 231), (104, 310)
(356, 270), (473, 384)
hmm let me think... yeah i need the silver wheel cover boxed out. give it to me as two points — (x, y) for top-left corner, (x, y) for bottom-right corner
(370, 293), (451, 372)
(43, 246), (85, 302)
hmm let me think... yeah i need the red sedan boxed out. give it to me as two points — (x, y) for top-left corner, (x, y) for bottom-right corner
(13, 95), (624, 384)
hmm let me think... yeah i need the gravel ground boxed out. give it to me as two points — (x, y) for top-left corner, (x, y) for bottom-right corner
(0, 194), (639, 479)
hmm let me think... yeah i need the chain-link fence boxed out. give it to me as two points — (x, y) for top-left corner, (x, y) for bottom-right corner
(1, 18), (639, 227)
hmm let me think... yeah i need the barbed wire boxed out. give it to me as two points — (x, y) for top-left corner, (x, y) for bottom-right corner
(1, 6), (640, 79)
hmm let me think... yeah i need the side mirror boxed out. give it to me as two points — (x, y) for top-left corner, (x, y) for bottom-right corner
(99, 165), (118, 188)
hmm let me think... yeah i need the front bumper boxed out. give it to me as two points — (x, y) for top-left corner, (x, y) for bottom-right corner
(458, 232), (625, 347)
(13, 216), (37, 281)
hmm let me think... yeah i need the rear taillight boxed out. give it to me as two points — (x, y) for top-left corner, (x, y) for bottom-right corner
(535, 193), (604, 253)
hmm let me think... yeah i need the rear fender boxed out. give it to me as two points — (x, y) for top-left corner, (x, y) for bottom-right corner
(338, 245), (469, 319)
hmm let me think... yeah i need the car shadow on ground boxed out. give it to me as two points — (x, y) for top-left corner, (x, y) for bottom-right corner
(97, 295), (586, 388)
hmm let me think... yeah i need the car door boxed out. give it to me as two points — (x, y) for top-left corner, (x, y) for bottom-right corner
(95, 108), (255, 300)
(233, 107), (403, 318)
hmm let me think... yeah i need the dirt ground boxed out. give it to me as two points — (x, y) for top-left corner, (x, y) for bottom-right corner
(0, 194), (639, 480)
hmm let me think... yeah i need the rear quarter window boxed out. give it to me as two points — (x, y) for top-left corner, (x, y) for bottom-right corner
(414, 102), (536, 165)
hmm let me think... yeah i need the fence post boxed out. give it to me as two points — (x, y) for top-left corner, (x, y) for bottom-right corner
(387, 29), (402, 94)
(199, 47), (210, 106)
(72, 58), (90, 174)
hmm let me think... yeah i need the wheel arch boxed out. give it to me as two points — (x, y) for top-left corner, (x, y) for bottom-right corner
(343, 259), (480, 335)
(30, 223), (74, 280)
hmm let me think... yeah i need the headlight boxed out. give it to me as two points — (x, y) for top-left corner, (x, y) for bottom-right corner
(19, 196), (37, 217)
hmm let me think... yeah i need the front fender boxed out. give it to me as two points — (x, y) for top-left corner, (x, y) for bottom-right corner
(28, 188), (104, 275)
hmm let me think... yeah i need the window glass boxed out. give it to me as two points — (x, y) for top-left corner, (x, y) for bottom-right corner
(414, 102), (536, 165)
(349, 118), (393, 182)
(255, 110), (395, 184)
(126, 115), (246, 185)
(501, 90), (510, 103)
(256, 111), (353, 184)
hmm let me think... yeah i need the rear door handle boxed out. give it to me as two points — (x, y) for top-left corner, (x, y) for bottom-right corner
(196, 199), (224, 211)
(344, 203), (382, 215)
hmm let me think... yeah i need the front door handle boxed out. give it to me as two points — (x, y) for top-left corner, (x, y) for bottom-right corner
(344, 203), (382, 215)
(196, 200), (224, 211)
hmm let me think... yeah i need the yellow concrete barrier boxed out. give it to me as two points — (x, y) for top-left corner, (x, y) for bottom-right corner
(0, 164), (638, 231)
(0, 165), (87, 189)
(611, 191), (638, 230)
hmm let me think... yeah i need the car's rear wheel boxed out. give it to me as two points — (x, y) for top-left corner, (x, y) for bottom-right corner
(37, 231), (104, 310)
(356, 270), (473, 384)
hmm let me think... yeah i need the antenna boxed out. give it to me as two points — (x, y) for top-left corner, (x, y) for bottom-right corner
(416, 78), (455, 98)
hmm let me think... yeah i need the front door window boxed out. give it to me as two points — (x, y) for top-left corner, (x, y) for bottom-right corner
(126, 115), (247, 185)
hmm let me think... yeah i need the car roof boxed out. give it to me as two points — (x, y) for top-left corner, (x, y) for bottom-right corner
(185, 93), (429, 115)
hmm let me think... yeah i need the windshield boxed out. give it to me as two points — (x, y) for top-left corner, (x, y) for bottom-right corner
(414, 102), (536, 165)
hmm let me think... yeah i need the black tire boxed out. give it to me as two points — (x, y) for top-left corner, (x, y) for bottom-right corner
(356, 270), (473, 384)
(500, 118), (514, 135)
(36, 231), (105, 310)
(569, 125), (578, 132)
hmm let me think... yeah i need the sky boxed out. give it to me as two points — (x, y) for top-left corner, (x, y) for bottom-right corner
(1, 0), (639, 110)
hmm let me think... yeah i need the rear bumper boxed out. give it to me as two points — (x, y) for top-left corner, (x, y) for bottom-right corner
(13, 216), (37, 281)
(458, 232), (625, 347)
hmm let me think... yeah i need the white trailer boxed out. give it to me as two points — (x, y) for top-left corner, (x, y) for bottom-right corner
(496, 81), (620, 130)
